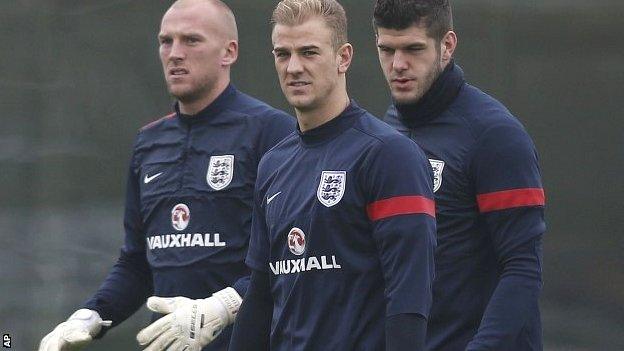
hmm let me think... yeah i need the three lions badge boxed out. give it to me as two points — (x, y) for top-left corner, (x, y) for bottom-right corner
(207, 155), (234, 191)
(317, 171), (346, 207)
(429, 159), (445, 193)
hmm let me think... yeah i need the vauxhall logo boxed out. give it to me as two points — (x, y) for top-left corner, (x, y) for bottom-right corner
(171, 203), (190, 231)
(147, 233), (226, 250)
(269, 227), (341, 275)
(147, 203), (226, 250)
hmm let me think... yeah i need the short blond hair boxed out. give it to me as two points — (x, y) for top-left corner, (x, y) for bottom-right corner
(271, 0), (348, 50)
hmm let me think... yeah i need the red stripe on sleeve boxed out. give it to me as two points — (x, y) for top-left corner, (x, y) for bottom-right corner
(477, 188), (545, 213)
(367, 195), (435, 221)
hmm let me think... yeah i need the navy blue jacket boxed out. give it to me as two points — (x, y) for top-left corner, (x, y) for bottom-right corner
(246, 102), (437, 350)
(384, 62), (545, 351)
(83, 84), (295, 350)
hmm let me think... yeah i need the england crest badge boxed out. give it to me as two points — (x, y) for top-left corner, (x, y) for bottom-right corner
(429, 159), (445, 193)
(207, 155), (234, 191)
(317, 171), (346, 207)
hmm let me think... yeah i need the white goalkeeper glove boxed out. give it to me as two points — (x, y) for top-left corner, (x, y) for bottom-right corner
(38, 309), (112, 351)
(136, 287), (242, 351)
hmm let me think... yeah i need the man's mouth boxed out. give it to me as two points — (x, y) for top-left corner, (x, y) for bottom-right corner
(392, 77), (413, 84)
(169, 68), (189, 76)
(287, 81), (310, 87)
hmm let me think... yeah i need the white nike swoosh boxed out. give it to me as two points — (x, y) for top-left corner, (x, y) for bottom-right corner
(267, 191), (282, 204)
(144, 172), (163, 184)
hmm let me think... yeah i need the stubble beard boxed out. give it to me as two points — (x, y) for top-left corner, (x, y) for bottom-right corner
(284, 81), (320, 112)
(169, 76), (215, 105)
(289, 79), (338, 114)
(393, 51), (443, 105)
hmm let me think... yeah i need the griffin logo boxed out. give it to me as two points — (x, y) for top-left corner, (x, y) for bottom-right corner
(287, 227), (306, 256)
(171, 204), (190, 231)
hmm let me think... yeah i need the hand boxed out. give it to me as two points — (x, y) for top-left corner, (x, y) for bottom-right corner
(38, 309), (112, 351)
(136, 287), (242, 351)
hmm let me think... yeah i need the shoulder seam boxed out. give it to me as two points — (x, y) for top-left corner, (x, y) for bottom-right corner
(350, 111), (391, 145)
(262, 131), (298, 158)
(352, 126), (385, 144)
(139, 112), (175, 132)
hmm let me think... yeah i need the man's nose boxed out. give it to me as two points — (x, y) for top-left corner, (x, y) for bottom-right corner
(392, 51), (409, 72)
(286, 54), (304, 74)
(169, 40), (186, 61)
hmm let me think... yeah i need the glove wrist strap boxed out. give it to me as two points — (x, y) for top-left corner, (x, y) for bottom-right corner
(212, 287), (242, 324)
(68, 309), (112, 335)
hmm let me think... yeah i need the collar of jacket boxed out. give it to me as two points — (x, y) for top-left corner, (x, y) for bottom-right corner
(174, 83), (237, 124)
(298, 100), (363, 147)
(394, 60), (465, 127)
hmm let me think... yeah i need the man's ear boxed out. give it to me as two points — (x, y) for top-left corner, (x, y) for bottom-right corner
(222, 40), (239, 66)
(440, 31), (457, 63)
(337, 43), (353, 74)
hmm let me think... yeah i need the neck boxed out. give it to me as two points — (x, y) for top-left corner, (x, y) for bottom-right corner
(296, 88), (350, 132)
(394, 60), (464, 127)
(439, 57), (451, 72)
(178, 77), (230, 115)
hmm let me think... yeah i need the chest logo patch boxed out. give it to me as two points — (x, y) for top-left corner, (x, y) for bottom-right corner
(207, 155), (234, 191)
(429, 159), (445, 193)
(171, 203), (190, 231)
(287, 227), (306, 256)
(317, 170), (346, 207)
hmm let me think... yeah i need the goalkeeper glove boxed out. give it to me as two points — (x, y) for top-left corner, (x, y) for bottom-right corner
(136, 287), (242, 351)
(38, 309), (112, 351)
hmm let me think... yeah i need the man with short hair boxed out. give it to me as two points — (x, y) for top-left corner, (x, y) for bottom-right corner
(373, 0), (546, 350)
(229, 1), (436, 350)
(37, 1), (295, 350)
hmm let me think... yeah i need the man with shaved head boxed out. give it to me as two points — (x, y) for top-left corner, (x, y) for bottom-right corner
(37, 1), (295, 350)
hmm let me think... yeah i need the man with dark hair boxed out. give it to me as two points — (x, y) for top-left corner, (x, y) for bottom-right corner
(37, 1), (295, 350)
(229, 0), (437, 350)
(373, 0), (546, 350)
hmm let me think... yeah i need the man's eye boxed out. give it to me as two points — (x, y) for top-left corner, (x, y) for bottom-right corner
(186, 37), (199, 44)
(302, 51), (317, 56)
(275, 52), (289, 58)
(379, 47), (393, 53)
(160, 38), (172, 45)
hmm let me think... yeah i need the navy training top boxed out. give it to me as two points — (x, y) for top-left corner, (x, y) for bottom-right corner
(246, 101), (437, 350)
(83, 84), (295, 350)
(385, 62), (546, 351)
